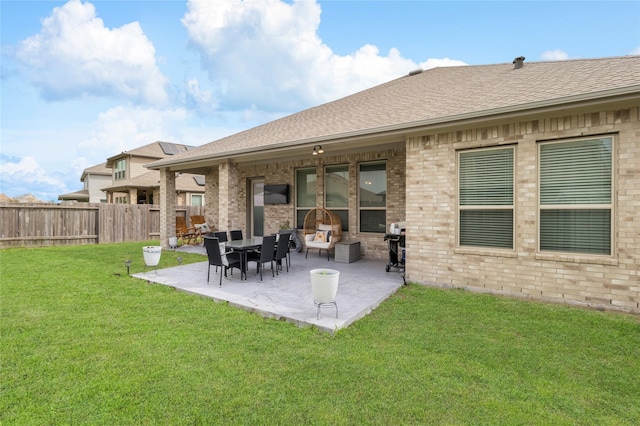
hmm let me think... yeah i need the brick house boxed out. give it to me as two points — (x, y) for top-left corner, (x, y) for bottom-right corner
(103, 141), (205, 206)
(148, 56), (640, 313)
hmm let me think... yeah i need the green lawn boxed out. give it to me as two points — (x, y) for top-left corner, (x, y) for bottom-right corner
(2, 242), (639, 425)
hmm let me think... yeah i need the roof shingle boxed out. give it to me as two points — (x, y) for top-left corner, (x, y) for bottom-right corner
(150, 56), (640, 167)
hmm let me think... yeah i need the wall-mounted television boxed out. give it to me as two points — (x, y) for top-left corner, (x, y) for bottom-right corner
(264, 184), (289, 204)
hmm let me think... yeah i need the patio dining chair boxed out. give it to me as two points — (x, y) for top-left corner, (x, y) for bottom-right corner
(247, 235), (276, 281)
(230, 230), (243, 241)
(204, 237), (241, 286)
(211, 231), (229, 272)
(275, 232), (290, 275)
(213, 231), (228, 242)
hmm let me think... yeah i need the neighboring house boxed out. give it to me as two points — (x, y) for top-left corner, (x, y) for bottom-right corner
(148, 56), (640, 313)
(102, 141), (205, 206)
(58, 162), (111, 203)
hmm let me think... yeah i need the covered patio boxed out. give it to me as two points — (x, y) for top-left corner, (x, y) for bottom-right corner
(132, 246), (405, 333)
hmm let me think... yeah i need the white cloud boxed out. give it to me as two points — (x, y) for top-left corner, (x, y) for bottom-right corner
(541, 49), (570, 61)
(0, 103), (244, 200)
(78, 105), (191, 157)
(630, 46), (640, 55)
(0, 155), (68, 200)
(184, 78), (217, 114)
(182, 0), (466, 113)
(1, 156), (42, 175)
(14, 0), (168, 105)
(419, 57), (468, 70)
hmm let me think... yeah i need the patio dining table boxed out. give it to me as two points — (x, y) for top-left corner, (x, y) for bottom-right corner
(227, 237), (263, 281)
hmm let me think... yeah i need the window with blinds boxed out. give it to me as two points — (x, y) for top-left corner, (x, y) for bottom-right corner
(539, 137), (612, 255)
(325, 164), (349, 231)
(359, 162), (386, 233)
(295, 168), (317, 229)
(458, 147), (514, 249)
(114, 159), (126, 180)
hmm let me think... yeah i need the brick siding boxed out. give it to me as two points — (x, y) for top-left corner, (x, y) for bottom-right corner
(161, 105), (638, 313)
(405, 105), (640, 313)
(216, 148), (407, 259)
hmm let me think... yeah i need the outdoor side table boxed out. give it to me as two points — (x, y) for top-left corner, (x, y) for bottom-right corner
(335, 241), (360, 263)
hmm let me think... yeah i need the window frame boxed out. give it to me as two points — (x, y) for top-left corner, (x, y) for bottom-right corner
(114, 159), (126, 181)
(457, 145), (515, 250)
(295, 167), (317, 229)
(358, 161), (387, 234)
(538, 136), (614, 256)
(324, 164), (349, 232)
(191, 194), (204, 207)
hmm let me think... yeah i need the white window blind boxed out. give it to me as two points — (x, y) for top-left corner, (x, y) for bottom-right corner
(359, 162), (386, 233)
(295, 168), (316, 229)
(459, 147), (514, 249)
(539, 137), (612, 255)
(326, 165), (349, 231)
(114, 159), (126, 180)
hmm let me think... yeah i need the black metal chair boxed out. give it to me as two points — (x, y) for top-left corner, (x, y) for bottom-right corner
(275, 232), (290, 275)
(230, 230), (243, 241)
(213, 231), (228, 242)
(211, 232), (229, 272)
(204, 237), (241, 286)
(247, 235), (276, 281)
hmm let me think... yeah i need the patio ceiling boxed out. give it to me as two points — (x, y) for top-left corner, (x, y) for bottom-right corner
(157, 137), (406, 175)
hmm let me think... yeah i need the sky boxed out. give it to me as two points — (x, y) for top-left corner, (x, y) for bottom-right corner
(1, 0), (639, 202)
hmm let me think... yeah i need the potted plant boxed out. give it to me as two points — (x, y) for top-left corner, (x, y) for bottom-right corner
(310, 268), (340, 318)
(279, 220), (291, 230)
(142, 245), (162, 267)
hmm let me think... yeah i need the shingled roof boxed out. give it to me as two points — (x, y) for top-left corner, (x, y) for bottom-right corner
(102, 171), (204, 193)
(107, 141), (196, 167)
(148, 56), (640, 169)
(80, 162), (110, 181)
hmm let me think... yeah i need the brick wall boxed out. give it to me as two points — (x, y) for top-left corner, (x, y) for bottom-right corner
(159, 168), (176, 248)
(235, 147), (406, 259)
(405, 105), (640, 313)
(204, 167), (219, 227)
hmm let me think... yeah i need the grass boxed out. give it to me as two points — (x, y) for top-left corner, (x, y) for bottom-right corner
(1, 242), (639, 425)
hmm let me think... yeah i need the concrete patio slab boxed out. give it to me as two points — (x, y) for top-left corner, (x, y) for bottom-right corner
(132, 246), (405, 333)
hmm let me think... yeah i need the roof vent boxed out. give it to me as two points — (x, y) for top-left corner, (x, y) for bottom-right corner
(513, 56), (525, 69)
(408, 68), (423, 76)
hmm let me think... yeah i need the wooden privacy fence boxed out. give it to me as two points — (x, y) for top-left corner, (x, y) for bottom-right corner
(0, 203), (205, 248)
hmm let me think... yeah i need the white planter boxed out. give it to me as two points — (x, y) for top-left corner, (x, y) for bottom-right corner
(168, 237), (178, 249)
(142, 246), (162, 267)
(310, 268), (340, 303)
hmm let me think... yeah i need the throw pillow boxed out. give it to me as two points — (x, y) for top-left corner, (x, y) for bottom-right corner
(313, 230), (327, 242)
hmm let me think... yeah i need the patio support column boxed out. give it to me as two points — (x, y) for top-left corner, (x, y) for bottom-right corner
(205, 167), (219, 229)
(218, 160), (239, 231)
(159, 168), (176, 248)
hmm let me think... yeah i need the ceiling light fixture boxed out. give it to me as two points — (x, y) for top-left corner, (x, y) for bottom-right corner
(312, 145), (324, 155)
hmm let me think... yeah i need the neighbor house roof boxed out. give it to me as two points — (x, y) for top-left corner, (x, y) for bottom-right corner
(80, 162), (110, 181)
(102, 171), (205, 193)
(107, 141), (196, 168)
(148, 56), (640, 169)
(58, 189), (90, 201)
